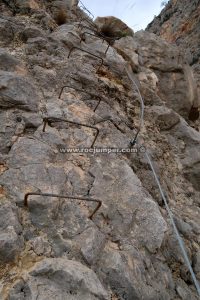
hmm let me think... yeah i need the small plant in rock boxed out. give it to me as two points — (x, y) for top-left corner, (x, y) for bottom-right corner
(54, 9), (67, 25)
(100, 23), (116, 38)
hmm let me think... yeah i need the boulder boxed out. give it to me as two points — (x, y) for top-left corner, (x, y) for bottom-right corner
(94, 16), (134, 39)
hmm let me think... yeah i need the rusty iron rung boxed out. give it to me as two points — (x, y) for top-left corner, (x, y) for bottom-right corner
(78, 0), (94, 20)
(95, 118), (126, 134)
(77, 24), (98, 34)
(78, 16), (97, 30)
(97, 31), (121, 43)
(42, 117), (99, 148)
(58, 85), (102, 112)
(67, 46), (104, 72)
(80, 32), (111, 55)
(24, 192), (102, 220)
(78, 22), (121, 44)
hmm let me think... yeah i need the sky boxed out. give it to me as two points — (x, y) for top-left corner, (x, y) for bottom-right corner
(80, 0), (166, 31)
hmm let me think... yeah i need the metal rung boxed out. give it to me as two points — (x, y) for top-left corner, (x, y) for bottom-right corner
(77, 24), (121, 44)
(80, 32), (111, 54)
(68, 46), (104, 72)
(42, 117), (99, 148)
(95, 118), (126, 134)
(77, 15), (98, 30)
(24, 192), (102, 220)
(77, 24), (98, 33)
(58, 85), (102, 112)
(78, 0), (94, 20)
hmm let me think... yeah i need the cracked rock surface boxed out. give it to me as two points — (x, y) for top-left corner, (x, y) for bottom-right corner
(0, 1), (199, 299)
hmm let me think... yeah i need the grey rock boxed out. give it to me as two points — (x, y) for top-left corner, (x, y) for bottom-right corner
(140, 84), (163, 106)
(8, 258), (109, 300)
(21, 26), (45, 42)
(193, 251), (200, 279)
(0, 226), (23, 263)
(50, 24), (81, 48)
(168, 118), (200, 190)
(76, 226), (106, 265)
(57, 200), (92, 239)
(7, 137), (54, 168)
(174, 217), (193, 239)
(0, 200), (22, 234)
(31, 236), (52, 256)
(14, 0), (40, 11)
(146, 106), (180, 130)
(49, 0), (78, 14)
(22, 113), (43, 129)
(0, 163), (69, 207)
(147, 0), (200, 110)
(0, 18), (13, 46)
(5, 279), (31, 300)
(25, 37), (49, 55)
(162, 233), (191, 264)
(99, 246), (142, 300)
(98, 244), (170, 300)
(135, 30), (182, 72)
(0, 110), (23, 154)
(134, 31), (198, 118)
(0, 199), (24, 263)
(176, 279), (199, 300)
(0, 71), (39, 111)
(114, 36), (139, 72)
(89, 157), (167, 253)
(0, 49), (22, 72)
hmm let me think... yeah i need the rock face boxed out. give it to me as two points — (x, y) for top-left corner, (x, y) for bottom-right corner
(133, 31), (199, 118)
(147, 0), (200, 112)
(0, 1), (200, 300)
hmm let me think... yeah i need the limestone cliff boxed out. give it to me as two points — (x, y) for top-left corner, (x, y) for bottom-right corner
(147, 0), (200, 110)
(0, 1), (200, 299)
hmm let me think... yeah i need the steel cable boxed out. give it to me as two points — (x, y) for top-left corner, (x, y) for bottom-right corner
(125, 65), (200, 296)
